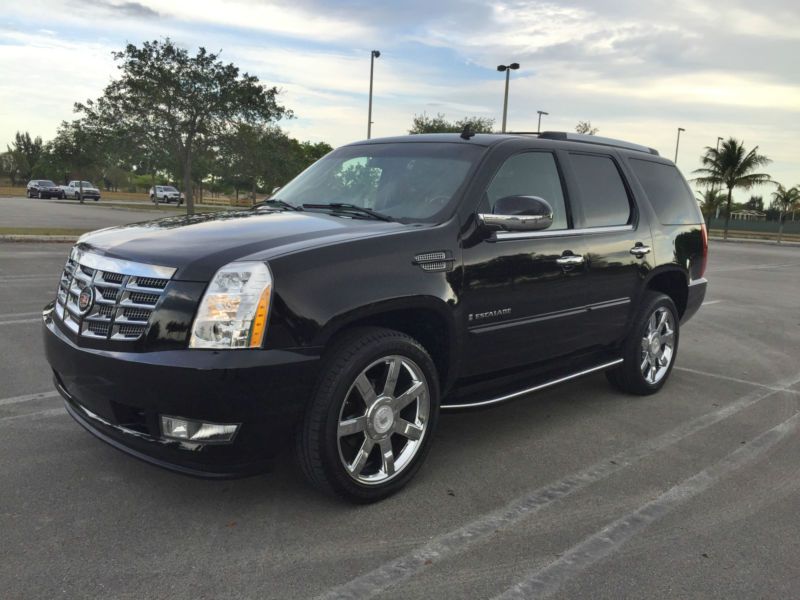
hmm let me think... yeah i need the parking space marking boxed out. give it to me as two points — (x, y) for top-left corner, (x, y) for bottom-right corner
(674, 366), (800, 394)
(0, 274), (57, 280)
(711, 262), (800, 273)
(0, 408), (64, 423)
(701, 300), (722, 305)
(0, 311), (43, 319)
(0, 318), (41, 326)
(317, 372), (800, 600)
(493, 410), (800, 600)
(0, 390), (60, 407)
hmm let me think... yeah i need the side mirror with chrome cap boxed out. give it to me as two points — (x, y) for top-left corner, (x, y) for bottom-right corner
(478, 195), (554, 232)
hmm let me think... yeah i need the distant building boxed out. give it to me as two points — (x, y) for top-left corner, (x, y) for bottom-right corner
(730, 209), (766, 221)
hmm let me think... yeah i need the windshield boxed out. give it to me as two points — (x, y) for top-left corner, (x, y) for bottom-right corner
(275, 142), (484, 222)
(164, 186), (178, 192)
(40, 180), (56, 186)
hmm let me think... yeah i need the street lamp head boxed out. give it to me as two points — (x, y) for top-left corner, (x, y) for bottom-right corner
(537, 110), (549, 116)
(678, 127), (685, 132)
(372, 50), (380, 58)
(509, 62), (520, 70)
(497, 65), (507, 72)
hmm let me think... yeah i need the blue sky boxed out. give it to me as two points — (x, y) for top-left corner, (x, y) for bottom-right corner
(1, 0), (798, 200)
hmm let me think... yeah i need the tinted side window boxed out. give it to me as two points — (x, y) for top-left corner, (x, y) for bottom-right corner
(485, 152), (569, 230)
(629, 158), (700, 225)
(569, 154), (631, 227)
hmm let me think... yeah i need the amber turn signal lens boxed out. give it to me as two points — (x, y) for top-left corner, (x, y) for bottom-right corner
(249, 285), (271, 348)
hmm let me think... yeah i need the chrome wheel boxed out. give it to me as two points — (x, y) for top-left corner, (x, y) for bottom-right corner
(337, 355), (430, 485)
(640, 307), (675, 385)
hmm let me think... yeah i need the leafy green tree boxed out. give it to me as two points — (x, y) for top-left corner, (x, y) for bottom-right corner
(743, 195), (764, 212)
(297, 141), (333, 164)
(0, 151), (17, 185)
(692, 138), (773, 240)
(77, 39), (289, 214)
(49, 120), (102, 203)
(771, 184), (800, 244)
(696, 188), (725, 222)
(409, 113), (494, 134)
(575, 121), (598, 135)
(6, 131), (44, 183)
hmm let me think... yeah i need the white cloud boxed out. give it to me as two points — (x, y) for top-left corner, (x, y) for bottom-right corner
(0, 0), (797, 193)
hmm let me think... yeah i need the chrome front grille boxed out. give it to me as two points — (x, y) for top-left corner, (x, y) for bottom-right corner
(54, 247), (176, 342)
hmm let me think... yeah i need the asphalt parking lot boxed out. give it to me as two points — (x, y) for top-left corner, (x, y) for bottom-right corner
(0, 196), (208, 230)
(1, 241), (798, 599)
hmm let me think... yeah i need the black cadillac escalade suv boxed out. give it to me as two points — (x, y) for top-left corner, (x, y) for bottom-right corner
(43, 131), (708, 502)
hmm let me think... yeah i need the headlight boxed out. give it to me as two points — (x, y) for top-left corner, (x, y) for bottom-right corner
(189, 261), (272, 349)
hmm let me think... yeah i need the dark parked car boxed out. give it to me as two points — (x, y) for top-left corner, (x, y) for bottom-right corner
(26, 179), (61, 199)
(43, 132), (707, 502)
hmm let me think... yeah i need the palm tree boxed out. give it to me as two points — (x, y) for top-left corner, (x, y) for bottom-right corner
(771, 184), (800, 244)
(692, 138), (773, 240)
(695, 189), (725, 223)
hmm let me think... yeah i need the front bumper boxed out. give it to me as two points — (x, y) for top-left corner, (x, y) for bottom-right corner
(44, 312), (321, 478)
(681, 277), (707, 324)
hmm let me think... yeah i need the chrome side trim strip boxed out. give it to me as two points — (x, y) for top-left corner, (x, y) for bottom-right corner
(496, 224), (633, 241)
(71, 247), (176, 279)
(441, 359), (624, 410)
(468, 297), (630, 333)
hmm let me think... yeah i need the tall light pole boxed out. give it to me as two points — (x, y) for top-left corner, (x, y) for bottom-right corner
(367, 50), (380, 139)
(497, 62), (520, 133)
(674, 127), (685, 163)
(536, 110), (549, 133)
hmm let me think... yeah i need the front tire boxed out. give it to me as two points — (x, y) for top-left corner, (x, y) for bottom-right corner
(297, 327), (440, 503)
(606, 291), (679, 395)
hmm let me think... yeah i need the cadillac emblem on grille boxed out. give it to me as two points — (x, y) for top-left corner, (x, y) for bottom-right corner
(77, 286), (94, 314)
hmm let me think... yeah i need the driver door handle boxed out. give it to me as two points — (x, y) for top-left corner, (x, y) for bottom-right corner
(630, 245), (651, 258)
(556, 254), (585, 266)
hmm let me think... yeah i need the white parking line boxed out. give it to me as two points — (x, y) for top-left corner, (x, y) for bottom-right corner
(0, 390), (60, 407)
(0, 408), (64, 423)
(0, 311), (42, 319)
(0, 318), (41, 326)
(674, 366), (800, 394)
(316, 370), (800, 600)
(0, 274), (57, 280)
(702, 299), (722, 305)
(711, 262), (800, 273)
(494, 410), (800, 599)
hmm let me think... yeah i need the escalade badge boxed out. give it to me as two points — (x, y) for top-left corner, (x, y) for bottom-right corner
(468, 308), (511, 321)
(78, 286), (94, 315)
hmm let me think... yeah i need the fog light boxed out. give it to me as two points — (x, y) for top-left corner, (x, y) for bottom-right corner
(160, 415), (239, 443)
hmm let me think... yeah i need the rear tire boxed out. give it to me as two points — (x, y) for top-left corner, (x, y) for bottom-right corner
(297, 327), (440, 503)
(606, 291), (679, 395)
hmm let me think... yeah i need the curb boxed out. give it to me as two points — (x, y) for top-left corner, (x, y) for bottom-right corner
(0, 235), (79, 243)
(709, 236), (800, 247)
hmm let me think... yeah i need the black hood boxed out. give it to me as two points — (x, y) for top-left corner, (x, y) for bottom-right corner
(77, 209), (408, 281)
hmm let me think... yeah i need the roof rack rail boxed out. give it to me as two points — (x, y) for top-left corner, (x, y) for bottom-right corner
(538, 131), (659, 156)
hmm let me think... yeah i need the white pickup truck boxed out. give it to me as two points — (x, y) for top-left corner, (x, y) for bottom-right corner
(59, 181), (101, 201)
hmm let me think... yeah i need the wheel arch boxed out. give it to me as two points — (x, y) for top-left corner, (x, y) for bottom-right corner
(315, 297), (460, 394)
(644, 266), (689, 318)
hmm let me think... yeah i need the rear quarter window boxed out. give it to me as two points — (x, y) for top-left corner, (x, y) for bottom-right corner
(629, 158), (701, 225)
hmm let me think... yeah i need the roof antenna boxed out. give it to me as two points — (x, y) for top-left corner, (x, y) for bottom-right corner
(460, 123), (475, 140)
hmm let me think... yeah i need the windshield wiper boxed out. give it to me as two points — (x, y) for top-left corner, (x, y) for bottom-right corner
(252, 198), (302, 211)
(302, 203), (395, 222)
